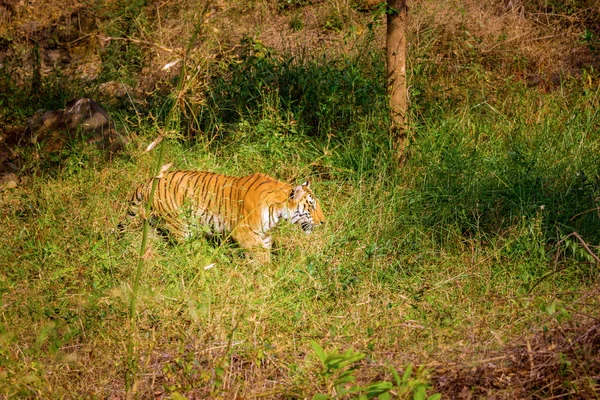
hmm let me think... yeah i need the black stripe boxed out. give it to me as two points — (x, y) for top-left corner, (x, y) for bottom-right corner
(238, 174), (259, 217)
(225, 176), (235, 226)
(233, 175), (246, 220)
(168, 172), (182, 210)
(189, 172), (204, 199)
(204, 173), (219, 211)
(179, 172), (193, 203)
(166, 172), (181, 211)
(194, 173), (210, 212)
(253, 179), (279, 201)
(217, 175), (227, 219)
(199, 172), (214, 202)
(244, 173), (263, 195)
(157, 175), (168, 214)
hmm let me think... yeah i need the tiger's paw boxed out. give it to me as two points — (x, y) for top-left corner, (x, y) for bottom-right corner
(249, 251), (271, 264)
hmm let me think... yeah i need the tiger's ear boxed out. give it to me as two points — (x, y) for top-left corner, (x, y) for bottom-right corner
(290, 184), (306, 201)
(302, 179), (310, 188)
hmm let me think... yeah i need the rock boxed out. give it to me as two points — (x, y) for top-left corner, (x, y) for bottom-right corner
(97, 81), (134, 103)
(87, 127), (130, 159)
(0, 172), (18, 191)
(26, 97), (128, 155)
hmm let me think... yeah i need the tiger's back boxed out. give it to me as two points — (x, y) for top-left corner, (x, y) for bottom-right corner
(121, 170), (325, 262)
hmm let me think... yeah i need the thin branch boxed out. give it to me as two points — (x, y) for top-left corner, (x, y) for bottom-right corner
(101, 35), (180, 54)
(570, 231), (600, 264)
(570, 206), (600, 221)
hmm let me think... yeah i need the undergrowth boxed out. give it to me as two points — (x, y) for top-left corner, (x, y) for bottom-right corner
(0, 0), (599, 398)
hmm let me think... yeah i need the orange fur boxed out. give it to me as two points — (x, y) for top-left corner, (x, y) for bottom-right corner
(121, 171), (325, 262)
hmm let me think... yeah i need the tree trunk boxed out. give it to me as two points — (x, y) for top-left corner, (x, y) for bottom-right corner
(386, 0), (408, 162)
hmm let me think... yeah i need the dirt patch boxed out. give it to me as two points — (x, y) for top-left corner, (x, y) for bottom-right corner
(410, 0), (599, 90)
(432, 304), (600, 398)
(0, 0), (598, 105)
(0, 97), (127, 190)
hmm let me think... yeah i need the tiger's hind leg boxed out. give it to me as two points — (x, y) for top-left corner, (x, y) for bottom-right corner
(231, 227), (271, 263)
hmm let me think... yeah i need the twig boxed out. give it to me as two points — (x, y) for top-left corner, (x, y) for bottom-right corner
(526, 339), (535, 379)
(423, 354), (510, 368)
(570, 232), (600, 264)
(543, 391), (578, 399)
(102, 35), (180, 54)
(527, 265), (573, 294)
(570, 206), (600, 221)
(481, 33), (564, 54)
(572, 321), (600, 346)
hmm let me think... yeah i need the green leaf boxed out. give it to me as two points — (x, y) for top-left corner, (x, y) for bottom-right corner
(335, 374), (356, 385)
(365, 381), (393, 398)
(413, 385), (427, 400)
(326, 354), (346, 366)
(313, 394), (330, 400)
(402, 365), (413, 384)
(390, 366), (402, 387)
(335, 353), (365, 370)
(336, 386), (351, 396)
(545, 300), (557, 315)
(427, 394), (442, 400)
(311, 340), (327, 364)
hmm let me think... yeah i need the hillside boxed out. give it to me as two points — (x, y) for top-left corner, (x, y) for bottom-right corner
(1, 0), (599, 398)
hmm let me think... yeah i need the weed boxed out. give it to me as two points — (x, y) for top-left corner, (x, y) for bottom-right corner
(309, 341), (440, 400)
(290, 10), (305, 31)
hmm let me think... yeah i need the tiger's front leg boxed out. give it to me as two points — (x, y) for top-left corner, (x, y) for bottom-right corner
(231, 226), (271, 263)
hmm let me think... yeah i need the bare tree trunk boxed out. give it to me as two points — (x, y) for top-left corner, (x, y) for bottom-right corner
(386, 0), (408, 162)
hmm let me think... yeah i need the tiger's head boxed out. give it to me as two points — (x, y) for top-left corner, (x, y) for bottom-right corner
(288, 180), (325, 233)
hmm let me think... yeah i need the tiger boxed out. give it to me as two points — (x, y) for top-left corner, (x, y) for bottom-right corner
(120, 170), (326, 262)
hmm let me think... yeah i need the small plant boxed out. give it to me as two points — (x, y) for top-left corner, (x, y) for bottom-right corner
(309, 341), (441, 399)
(311, 340), (366, 398)
(580, 28), (596, 52)
(290, 10), (304, 31)
(387, 365), (442, 400)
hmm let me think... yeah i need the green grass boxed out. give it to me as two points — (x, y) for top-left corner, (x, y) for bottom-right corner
(1, 1), (599, 398)
(1, 122), (597, 397)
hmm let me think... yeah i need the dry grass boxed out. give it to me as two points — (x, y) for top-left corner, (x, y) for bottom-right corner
(1, 0), (600, 398)
(1, 155), (599, 397)
(433, 296), (600, 398)
(409, 0), (598, 90)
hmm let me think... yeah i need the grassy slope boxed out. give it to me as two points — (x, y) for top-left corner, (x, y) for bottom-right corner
(1, 0), (600, 398)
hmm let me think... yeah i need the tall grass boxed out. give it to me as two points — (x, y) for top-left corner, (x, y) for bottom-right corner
(194, 37), (392, 174)
(406, 84), (600, 255)
(0, 0), (599, 397)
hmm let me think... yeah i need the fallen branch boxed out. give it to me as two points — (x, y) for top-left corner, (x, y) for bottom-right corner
(570, 205), (600, 221)
(568, 231), (600, 264)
